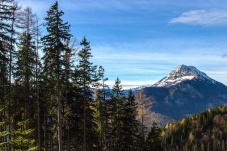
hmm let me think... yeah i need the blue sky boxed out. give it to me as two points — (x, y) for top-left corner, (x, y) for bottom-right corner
(17, 0), (227, 89)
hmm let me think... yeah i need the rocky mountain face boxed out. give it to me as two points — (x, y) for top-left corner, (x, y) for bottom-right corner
(139, 65), (227, 126)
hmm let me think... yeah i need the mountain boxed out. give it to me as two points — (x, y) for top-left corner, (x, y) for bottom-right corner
(152, 64), (216, 88)
(139, 65), (227, 126)
(161, 105), (227, 151)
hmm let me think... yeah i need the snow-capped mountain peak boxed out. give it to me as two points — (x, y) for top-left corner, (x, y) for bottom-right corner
(153, 65), (215, 88)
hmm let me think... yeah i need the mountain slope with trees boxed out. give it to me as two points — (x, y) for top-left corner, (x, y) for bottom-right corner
(162, 105), (227, 151)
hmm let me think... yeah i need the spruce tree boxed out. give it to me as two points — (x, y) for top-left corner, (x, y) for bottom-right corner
(108, 78), (126, 150)
(73, 37), (100, 150)
(94, 89), (103, 150)
(125, 89), (140, 150)
(0, 0), (15, 149)
(145, 122), (163, 151)
(13, 31), (37, 150)
(61, 38), (78, 150)
(41, 1), (71, 150)
(94, 66), (110, 150)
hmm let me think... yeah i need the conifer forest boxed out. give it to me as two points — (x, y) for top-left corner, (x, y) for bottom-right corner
(3, 1), (227, 151)
(0, 1), (162, 150)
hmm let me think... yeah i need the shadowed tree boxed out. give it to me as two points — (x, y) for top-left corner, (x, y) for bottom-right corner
(41, 1), (71, 150)
(73, 37), (100, 150)
(0, 0), (16, 149)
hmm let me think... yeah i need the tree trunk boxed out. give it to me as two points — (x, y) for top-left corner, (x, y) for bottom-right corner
(57, 49), (62, 151)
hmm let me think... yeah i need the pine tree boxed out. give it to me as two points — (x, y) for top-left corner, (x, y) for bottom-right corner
(74, 37), (100, 150)
(108, 78), (126, 150)
(125, 89), (140, 150)
(0, 0), (16, 149)
(145, 122), (163, 151)
(61, 38), (78, 150)
(13, 31), (37, 150)
(94, 89), (104, 150)
(94, 66), (109, 150)
(15, 7), (43, 149)
(14, 31), (36, 118)
(10, 119), (37, 150)
(41, 1), (71, 150)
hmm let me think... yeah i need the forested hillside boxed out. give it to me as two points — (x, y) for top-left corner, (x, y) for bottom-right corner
(162, 105), (227, 151)
(0, 1), (162, 150)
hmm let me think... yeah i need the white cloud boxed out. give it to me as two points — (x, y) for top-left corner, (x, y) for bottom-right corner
(170, 10), (227, 26)
(16, 0), (52, 14)
(106, 80), (156, 90)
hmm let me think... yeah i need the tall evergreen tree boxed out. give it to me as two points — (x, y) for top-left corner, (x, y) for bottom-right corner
(61, 38), (78, 150)
(145, 122), (163, 151)
(108, 78), (126, 150)
(12, 5), (40, 150)
(13, 31), (37, 150)
(73, 37), (100, 150)
(94, 89), (104, 150)
(94, 66), (109, 150)
(124, 89), (141, 150)
(0, 0), (15, 149)
(41, 1), (71, 150)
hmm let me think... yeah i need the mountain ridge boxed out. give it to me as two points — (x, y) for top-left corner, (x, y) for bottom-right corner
(136, 65), (227, 127)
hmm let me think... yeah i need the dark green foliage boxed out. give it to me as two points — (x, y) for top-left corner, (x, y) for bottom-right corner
(73, 37), (100, 150)
(0, 0), (16, 149)
(0, 1), (166, 150)
(162, 105), (227, 151)
(10, 120), (37, 151)
(107, 79), (147, 151)
(94, 89), (104, 150)
(108, 78), (126, 150)
(14, 32), (36, 90)
(145, 122), (163, 151)
(123, 89), (141, 150)
(12, 31), (38, 150)
(41, 0), (71, 81)
(41, 1), (72, 150)
(94, 66), (110, 150)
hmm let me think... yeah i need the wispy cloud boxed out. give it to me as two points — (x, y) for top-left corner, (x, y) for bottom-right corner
(170, 10), (227, 26)
(106, 80), (156, 90)
(90, 41), (227, 89)
(16, 0), (52, 14)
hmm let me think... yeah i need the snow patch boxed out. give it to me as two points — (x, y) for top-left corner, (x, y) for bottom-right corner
(153, 64), (216, 88)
